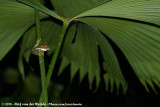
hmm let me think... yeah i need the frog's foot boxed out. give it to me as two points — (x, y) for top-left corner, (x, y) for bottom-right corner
(38, 51), (44, 56)
(37, 38), (41, 42)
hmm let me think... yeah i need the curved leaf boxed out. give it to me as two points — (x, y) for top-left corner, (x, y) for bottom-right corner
(18, 0), (63, 20)
(59, 24), (100, 89)
(0, 0), (47, 61)
(59, 23), (127, 92)
(19, 20), (61, 65)
(80, 17), (160, 92)
(77, 0), (160, 26)
(50, 0), (110, 18)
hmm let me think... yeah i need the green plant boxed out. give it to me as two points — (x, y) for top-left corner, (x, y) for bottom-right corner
(0, 0), (160, 104)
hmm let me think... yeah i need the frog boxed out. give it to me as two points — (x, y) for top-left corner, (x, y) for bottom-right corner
(32, 38), (50, 56)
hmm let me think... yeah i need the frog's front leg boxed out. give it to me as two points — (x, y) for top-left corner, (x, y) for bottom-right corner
(33, 38), (41, 49)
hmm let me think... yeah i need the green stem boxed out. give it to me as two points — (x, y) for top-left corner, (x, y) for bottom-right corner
(38, 20), (69, 104)
(39, 55), (48, 107)
(34, 9), (41, 40)
(34, 4), (48, 107)
(47, 20), (69, 85)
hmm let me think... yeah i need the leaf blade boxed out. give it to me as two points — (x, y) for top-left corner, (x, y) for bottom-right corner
(50, 0), (110, 18)
(59, 23), (127, 92)
(0, 0), (46, 61)
(77, 0), (160, 26)
(80, 17), (160, 92)
(18, 0), (63, 20)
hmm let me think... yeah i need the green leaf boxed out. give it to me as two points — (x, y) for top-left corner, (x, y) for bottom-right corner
(50, 0), (110, 18)
(59, 23), (100, 89)
(59, 23), (127, 92)
(18, 0), (63, 20)
(97, 33), (128, 93)
(77, 0), (160, 26)
(0, 0), (46, 62)
(80, 17), (160, 93)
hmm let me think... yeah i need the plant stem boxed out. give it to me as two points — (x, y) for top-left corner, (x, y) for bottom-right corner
(35, 9), (41, 40)
(39, 55), (48, 107)
(47, 20), (69, 85)
(39, 19), (69, 104)
(34, 6), (48, 107)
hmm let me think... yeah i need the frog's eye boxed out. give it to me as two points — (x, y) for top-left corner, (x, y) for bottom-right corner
(44, 46), (48, 48)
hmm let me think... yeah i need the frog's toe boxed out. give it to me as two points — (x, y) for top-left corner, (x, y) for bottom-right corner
(37, 38), (41, 42)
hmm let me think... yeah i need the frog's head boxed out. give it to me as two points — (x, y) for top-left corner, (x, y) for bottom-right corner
(44, 45), (50, 51)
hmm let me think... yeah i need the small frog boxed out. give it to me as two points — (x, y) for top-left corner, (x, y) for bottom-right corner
(32, 38), (50, 56)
